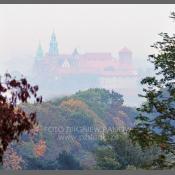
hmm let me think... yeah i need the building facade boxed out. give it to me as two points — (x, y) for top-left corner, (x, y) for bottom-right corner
(33, 32), (139, 104)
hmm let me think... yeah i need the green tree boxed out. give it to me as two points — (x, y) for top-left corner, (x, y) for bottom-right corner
(95, 131), (159, 169)
(73, 88), (124, 119)
(57, 151), (82, 170)
(95, 147), (120, 169)
(23, 151), (82, 170)
(130, 12), (175, 168)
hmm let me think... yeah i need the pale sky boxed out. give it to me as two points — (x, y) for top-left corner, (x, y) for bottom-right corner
(0, 4), (175, 73)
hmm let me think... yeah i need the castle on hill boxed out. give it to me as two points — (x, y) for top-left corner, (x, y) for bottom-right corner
(33, 32), (139, 104)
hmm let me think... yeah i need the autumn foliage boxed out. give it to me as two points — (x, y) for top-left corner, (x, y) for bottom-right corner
(0, 73), (42, 163)
(3, 146), (24, 170)
(60, 98), (89, 112)
(33, 139), (46, 157)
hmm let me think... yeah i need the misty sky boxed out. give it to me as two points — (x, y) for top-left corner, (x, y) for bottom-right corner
(0, 4), (175, 74)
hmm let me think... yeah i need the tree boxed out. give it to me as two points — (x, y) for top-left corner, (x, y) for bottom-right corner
(3, 146), (24, 170)
(73, 88), (124, 119)
(95, 131), (159, 170)
(0, 73), (42, 164)
(130, 12), (175, 168)
(56, 151), (82, 170)
(33, 139), (46, 157)
(95, 146), (120, 170)
(23, 151), (82, 170)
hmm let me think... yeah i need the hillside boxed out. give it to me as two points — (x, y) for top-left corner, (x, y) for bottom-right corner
(15, 88), (137, 169)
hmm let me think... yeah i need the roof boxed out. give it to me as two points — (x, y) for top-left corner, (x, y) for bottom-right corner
(119, 47), (132, 54)
(38, 49), (137, 77)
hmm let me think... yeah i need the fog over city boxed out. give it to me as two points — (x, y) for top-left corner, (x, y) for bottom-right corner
(0, 4), (175, 106)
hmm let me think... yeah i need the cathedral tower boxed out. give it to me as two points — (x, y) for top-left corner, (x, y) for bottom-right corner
(35, 42), (43, 61)
(118, 47), (132, 64)
(49, 31), (59, 56)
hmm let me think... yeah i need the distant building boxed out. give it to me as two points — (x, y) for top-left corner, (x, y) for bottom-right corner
(33, 32), (139, 104)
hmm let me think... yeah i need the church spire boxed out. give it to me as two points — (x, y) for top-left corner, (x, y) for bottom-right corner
(49, 31), (59, 56)
(72, 48), (79, 59)
(73, 48), (78, 56)
(35, 42), (43, 61)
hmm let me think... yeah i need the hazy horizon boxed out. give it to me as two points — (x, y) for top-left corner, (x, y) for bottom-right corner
(0, 4), (175, 106)
(0, 5), (175, 58)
